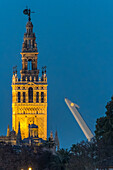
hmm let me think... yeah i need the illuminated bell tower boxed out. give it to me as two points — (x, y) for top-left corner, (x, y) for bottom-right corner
(12, 10), (47, 140)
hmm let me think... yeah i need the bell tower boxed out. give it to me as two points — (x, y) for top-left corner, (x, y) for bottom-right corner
(20, 20), (39, 82)
(12, 9), (48, 140)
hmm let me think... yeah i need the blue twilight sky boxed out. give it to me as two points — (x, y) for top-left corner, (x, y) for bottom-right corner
(0, 0), (113, 148)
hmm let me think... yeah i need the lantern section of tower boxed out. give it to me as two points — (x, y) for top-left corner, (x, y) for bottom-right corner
(12, 20), (48, 140)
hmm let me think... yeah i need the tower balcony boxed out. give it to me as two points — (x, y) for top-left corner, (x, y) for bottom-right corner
(24, 33), (35, 38)
(20, 70), (39, 74)
(12, 77), (47, 85)
(22, 47), (37, 53)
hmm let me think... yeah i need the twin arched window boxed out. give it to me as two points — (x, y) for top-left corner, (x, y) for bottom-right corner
(18, 92), (26, 103)
(18, 88), (33, 103)
(17, 88), (44, 103)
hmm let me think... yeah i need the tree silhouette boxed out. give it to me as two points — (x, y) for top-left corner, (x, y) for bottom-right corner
(95, 96), (113, 144)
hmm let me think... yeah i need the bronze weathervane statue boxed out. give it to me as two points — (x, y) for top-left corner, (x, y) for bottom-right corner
(23, 8), (35, 21)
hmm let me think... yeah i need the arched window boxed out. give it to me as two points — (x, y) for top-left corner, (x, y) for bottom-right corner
(23, 92), (26, 103)
(33, 40), (34, 48)
(28, 87), (33, 103)
(25, 40), (27, 48)
(28, 60), (32, 70)
(30, 130), (33, 137)
(34, 130), (38, 137)
(36, 92), (39, 103)
(41, 92), (44, 103)
(29, 40), (31, 48)
(18, 92), (21, 103)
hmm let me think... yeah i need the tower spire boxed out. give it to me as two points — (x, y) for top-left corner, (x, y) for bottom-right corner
(16, 122), (22, 145)
(55, 130), (60, 150)
(7, 125), (10, 137)
(50, 131), (54, 141)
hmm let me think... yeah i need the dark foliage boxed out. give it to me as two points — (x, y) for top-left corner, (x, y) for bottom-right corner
(0, 142), (70, 170)
(67, 139), (97, 170)
(95, 96), (113, 144)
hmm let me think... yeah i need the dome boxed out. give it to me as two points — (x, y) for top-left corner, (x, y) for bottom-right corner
(29, 124), (38, 128)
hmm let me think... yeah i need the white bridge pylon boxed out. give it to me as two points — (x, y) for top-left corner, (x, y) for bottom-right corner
(65, 98), (94, 142)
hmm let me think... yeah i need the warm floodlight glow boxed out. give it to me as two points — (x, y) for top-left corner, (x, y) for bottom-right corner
(28, 168), (32, 170)
(12, 17), (48, 141)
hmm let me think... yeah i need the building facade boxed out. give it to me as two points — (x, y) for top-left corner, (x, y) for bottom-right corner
(12, 19), (48, 140)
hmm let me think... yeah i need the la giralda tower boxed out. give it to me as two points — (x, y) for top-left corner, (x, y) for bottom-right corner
(12, 9), (48, 140)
